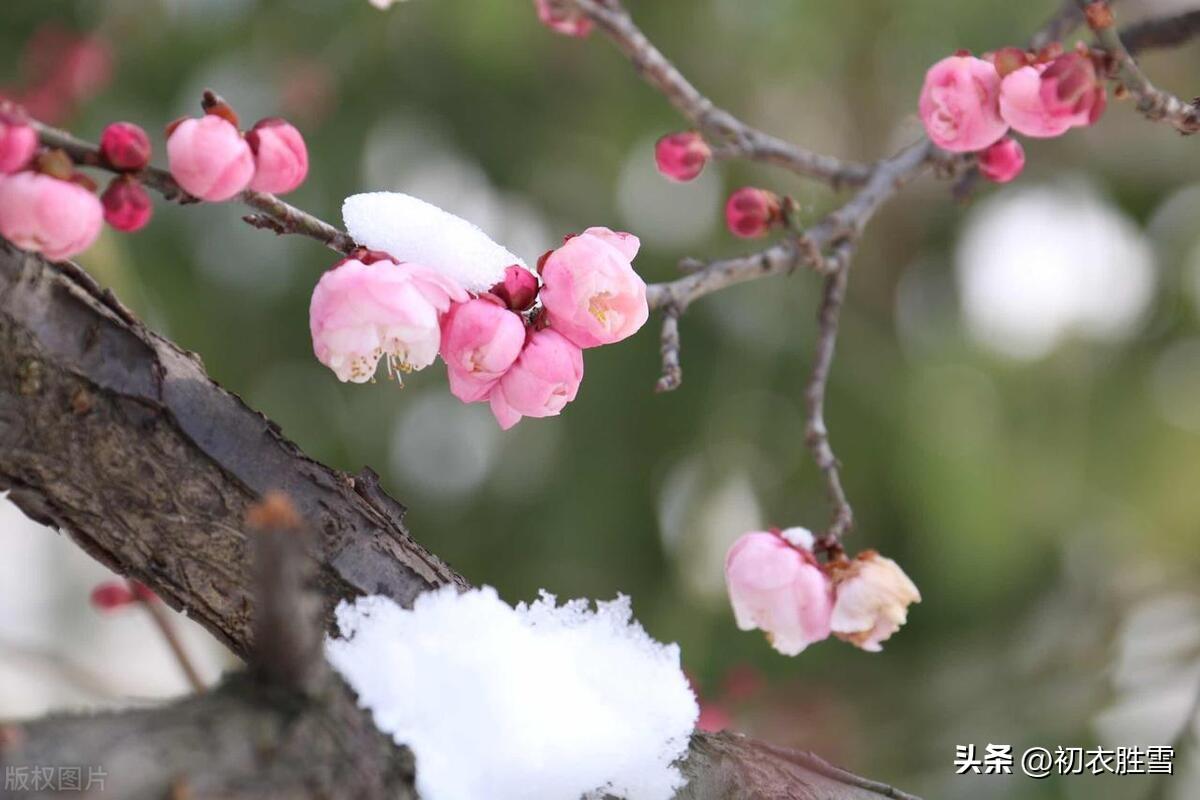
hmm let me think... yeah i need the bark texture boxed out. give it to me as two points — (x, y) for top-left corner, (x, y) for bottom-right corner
(0, 241), (917, 799)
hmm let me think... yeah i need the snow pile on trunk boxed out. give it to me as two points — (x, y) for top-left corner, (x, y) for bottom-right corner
(326, 586), (698, 800)
(343, 192), (527, 293)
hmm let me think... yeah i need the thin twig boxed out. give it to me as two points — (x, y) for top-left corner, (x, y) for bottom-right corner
(29, 120), (358, 254)
(1122, 10), (1200, 55)
(654, 305), (683, 392)
(1081, 0), (1200, 134)
(140, 596), (207, 694)
(571, 0), (872, 188)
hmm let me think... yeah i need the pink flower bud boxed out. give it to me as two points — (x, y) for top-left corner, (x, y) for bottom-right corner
(977, 136), (1025, 183)
(654, 131), (711, 182)
(166, 115), (255, 201)
(724, 187), (781, 238)
(999, 53), (1105, 138)
(99, 121), (152, 171)
(489, 265), (540, 312)
(829, 551), (920, 653)
(0, 110), (38, 174)
(918, 55), (1008, 152)
(724, 531), (833, 656)
(538, 227), (647, 349)
(310, 258), (468, 383)
(101, 176), (153, 232)
(534, 0), (593, 38)
(90, 581), (137, 611)
(487, 328), (584, 430)
(246, 117), (309, 195)
(440, 297), (528, 403)
(0, 171), (102, 261)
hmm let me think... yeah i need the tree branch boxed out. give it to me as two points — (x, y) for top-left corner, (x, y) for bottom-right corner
(0, 241), (920, 798)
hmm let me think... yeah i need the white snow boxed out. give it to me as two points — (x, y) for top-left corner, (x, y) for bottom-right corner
(343, 192), (526, 293)
(326, 586), (698, 800)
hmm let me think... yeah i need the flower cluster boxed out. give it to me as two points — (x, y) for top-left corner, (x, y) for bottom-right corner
(724, 528), (920, 655)
(920, 45), (1107, 183)
(310, 226), (648, 430)
(167, 92), (308, 201)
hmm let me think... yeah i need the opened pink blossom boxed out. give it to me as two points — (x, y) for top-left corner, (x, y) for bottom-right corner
(830, 551), (920, 653)
(0, 171), (103, 260)
(247, 118), (309, 194)
(440, 297), (527, 403)
(999, 54), (1105, 138)
(166, 115), (255, 201)
(539, 227), (648, 349)
(724, 531), (833, 656)
(488, 328), (584, 430)
(918, 55), (1008, 152)
(310, 257), (468, 383)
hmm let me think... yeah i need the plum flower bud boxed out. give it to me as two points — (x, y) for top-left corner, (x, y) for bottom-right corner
(90, 581), (138, 611)
(538, 227), (648, 349)
(655, 131), (711, 182)
(440, 297), (527, 403)
(99, 121), (152, 171)
(489, 265), (540, 312)
(166, 115), (255, 201)
(724, 530), (833, 656)
(999, 53), (1106, 138)
(829, 551), (920, 653)
(918, 55), (1008, 152)
(724, 187), (782, 239)
(488, 328), (584, 430)
(310, 257), (468, 383)
(101, 176), (153, 232)
(0, 171), (103, 261)
(534, 0), (593, 38)
(246, 117), (309, 195)
(977, 136), (1025, 184)
(0, 110), (38, 174)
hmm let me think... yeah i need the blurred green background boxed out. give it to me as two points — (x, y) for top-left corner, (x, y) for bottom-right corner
(3, 0), (1200, 798)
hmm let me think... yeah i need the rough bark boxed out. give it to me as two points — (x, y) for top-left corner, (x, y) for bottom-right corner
(0, 241), (917, 799)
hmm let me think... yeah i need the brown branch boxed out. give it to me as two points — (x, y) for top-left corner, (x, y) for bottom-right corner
(139, 595), (207, 694)
(571, 0), (872, 188)
(0, 240), (920, 799)
(29, 120), (358, 254)
(1121, 10), (1200, 55)
(1082, 1), (1200, 134)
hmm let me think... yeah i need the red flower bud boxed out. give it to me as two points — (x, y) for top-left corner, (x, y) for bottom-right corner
(99, 121), (152, 171)
(489, 264), (540, 311)
(724, 187), (782, 238)
(654, 131), (711, 182)
(90, 581), (137, 611)
(977, 137), (1025, 184)
(101, 175), (153, 232)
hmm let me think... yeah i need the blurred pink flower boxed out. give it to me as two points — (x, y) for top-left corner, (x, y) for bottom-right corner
(441, 297), (527, 403)
(918, 55), (1008, 152)
(534, 0), (593, 38)
(999, 53), (1105, 138)
(977, 136), (1025, 183)
(488, 328), (584, 430)
(0, 171), (102, 260)
(247, 118), (309, 194)
(0, 110), (38, 174)
(166, 115), (255, 201)
(724, 531), (833, 656)
(829, 551), (920, 653)
(539, 227), (647, 349)
(724, 187), (781, 239)
(310, 257), (468, 383)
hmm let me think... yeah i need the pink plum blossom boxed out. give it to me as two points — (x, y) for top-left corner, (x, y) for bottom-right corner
(918, 55), (1008, 152)
(309, 257), (468, 383)
(977, 136), (1025, 183)
(0, 171), (102, 260)
(0, 110), (38, 174)
(655, 131), (711, 182)
(440, 297), (527, 403)
(999, 53), (1105, 138)
(166, 115), (255, 201)
(829, 551), (921, 653)
(99, 121), (152, 171)
(724, 187), (781, 238)
(101, 176), (153, 232)
(247, 118), (309, 195)
(489, 265), (540, 311)
(534, 0), (593, 38)
(724, 530), (833, 656)
(538, 227), (647, 349)
(487, 328), (584, 430)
